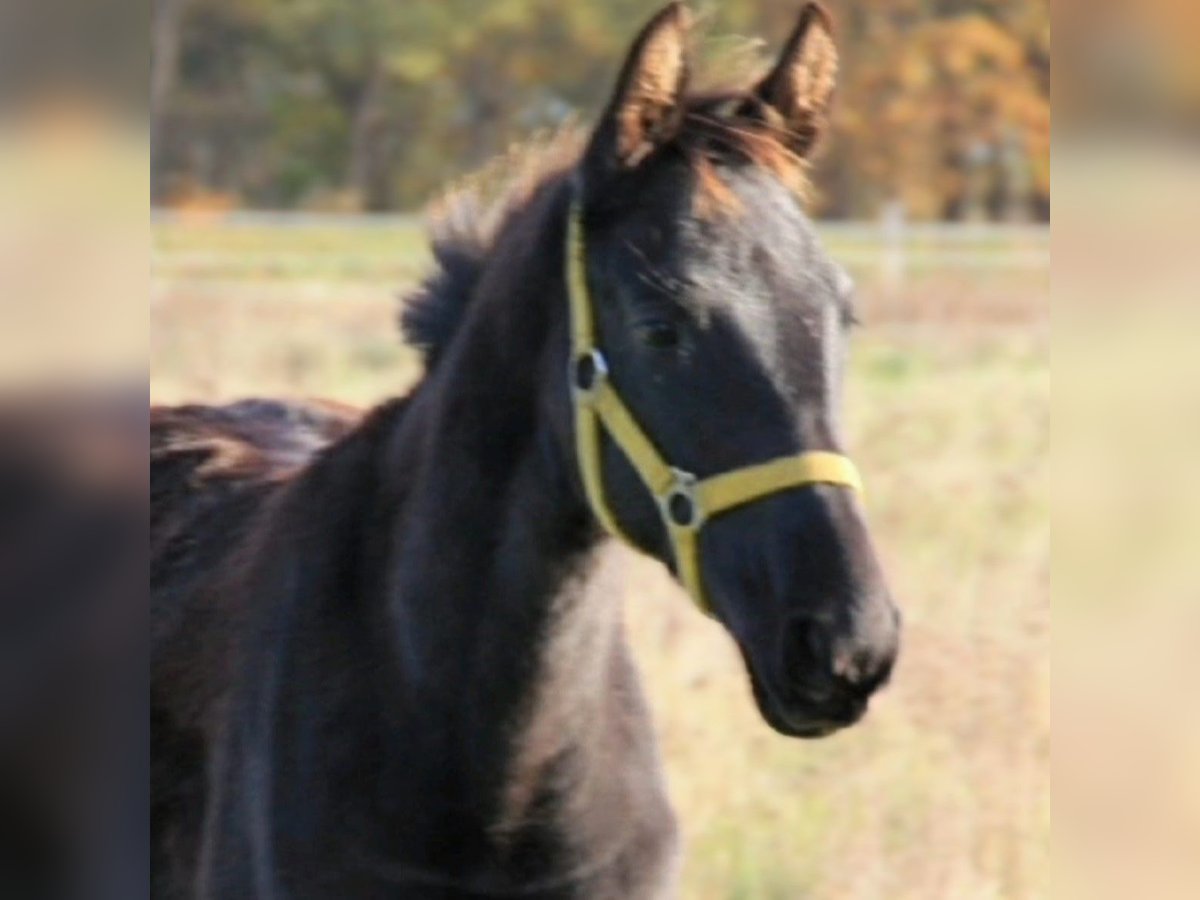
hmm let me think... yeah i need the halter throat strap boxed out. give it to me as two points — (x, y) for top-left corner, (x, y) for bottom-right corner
(565, 199), (862, 615)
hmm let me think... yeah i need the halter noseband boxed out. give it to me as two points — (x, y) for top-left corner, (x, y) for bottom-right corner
(566, 200), (863, 616)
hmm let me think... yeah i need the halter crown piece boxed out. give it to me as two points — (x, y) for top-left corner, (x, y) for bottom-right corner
(565, 199), (863, 615)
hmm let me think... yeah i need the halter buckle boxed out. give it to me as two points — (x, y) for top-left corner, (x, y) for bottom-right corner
(571, 348), (608, 397)
(660, 468), (705, 530)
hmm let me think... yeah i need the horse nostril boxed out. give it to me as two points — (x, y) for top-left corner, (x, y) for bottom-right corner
(781, 611), (898, 697)
(832, 644), (875, 685)
(832, 628), (898, 691)
(780, 616), (834, 695)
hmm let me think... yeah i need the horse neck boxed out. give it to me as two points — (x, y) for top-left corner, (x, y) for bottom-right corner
(376, 183), (641, 834)
(236, 186), (676, 893)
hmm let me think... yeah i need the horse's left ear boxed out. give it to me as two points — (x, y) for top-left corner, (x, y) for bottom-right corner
(754, 3), (839, 157)
(582, 2), (692, 183)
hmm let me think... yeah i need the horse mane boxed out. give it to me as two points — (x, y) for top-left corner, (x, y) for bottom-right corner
(399, 129), (585, 369)
(400, 89), (811, 369)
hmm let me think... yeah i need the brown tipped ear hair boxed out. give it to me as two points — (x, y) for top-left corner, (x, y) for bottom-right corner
(585, 1), (692, 174)
(755, 3), (839, 157)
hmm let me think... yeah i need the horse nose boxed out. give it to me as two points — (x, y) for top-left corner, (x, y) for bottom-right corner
(780, 606), (900, 699)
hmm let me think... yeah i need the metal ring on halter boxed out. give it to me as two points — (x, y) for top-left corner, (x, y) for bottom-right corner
(571, 348), (608, 397)
(659, 468), (705, 530)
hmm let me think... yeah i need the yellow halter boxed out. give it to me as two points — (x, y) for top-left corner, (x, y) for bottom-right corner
(566, 200), (863, 615)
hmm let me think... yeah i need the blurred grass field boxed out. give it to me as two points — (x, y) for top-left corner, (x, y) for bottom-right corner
(151, 218), (1048, 899)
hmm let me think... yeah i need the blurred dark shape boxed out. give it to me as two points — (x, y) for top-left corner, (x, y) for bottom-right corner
(0, 387), (147, 900)
(0, 0), (143, 117)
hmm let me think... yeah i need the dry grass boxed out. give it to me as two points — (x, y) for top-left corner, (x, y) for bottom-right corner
(629, 326), (1048, 899)
(151, 220), (1049, 899)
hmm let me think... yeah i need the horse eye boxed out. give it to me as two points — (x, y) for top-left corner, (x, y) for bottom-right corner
(636, 320), (680, 350)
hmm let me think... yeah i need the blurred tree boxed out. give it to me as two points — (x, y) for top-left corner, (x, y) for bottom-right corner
(264, 1), (467, 209)
(153, 0), (1049, 219)
(832, 1), (1050, 219)
(151, 0), (191, 154)
(153, 0), (275, 203)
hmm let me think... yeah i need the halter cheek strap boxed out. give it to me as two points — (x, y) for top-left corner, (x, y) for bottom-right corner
(566, 200), (862, 615)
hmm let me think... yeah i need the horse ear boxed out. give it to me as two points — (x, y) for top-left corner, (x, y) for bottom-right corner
(754, 3), (838, 157)
(583, 2), (691, 179)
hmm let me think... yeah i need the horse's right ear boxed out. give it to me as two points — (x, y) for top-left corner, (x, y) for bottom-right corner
(581, 2), (691, 185)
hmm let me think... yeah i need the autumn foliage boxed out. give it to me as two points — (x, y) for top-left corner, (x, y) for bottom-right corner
(152, 0), (1049, 220)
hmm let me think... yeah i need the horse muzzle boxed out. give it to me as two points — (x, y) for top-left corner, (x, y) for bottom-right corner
(705, 484), (902, 738)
